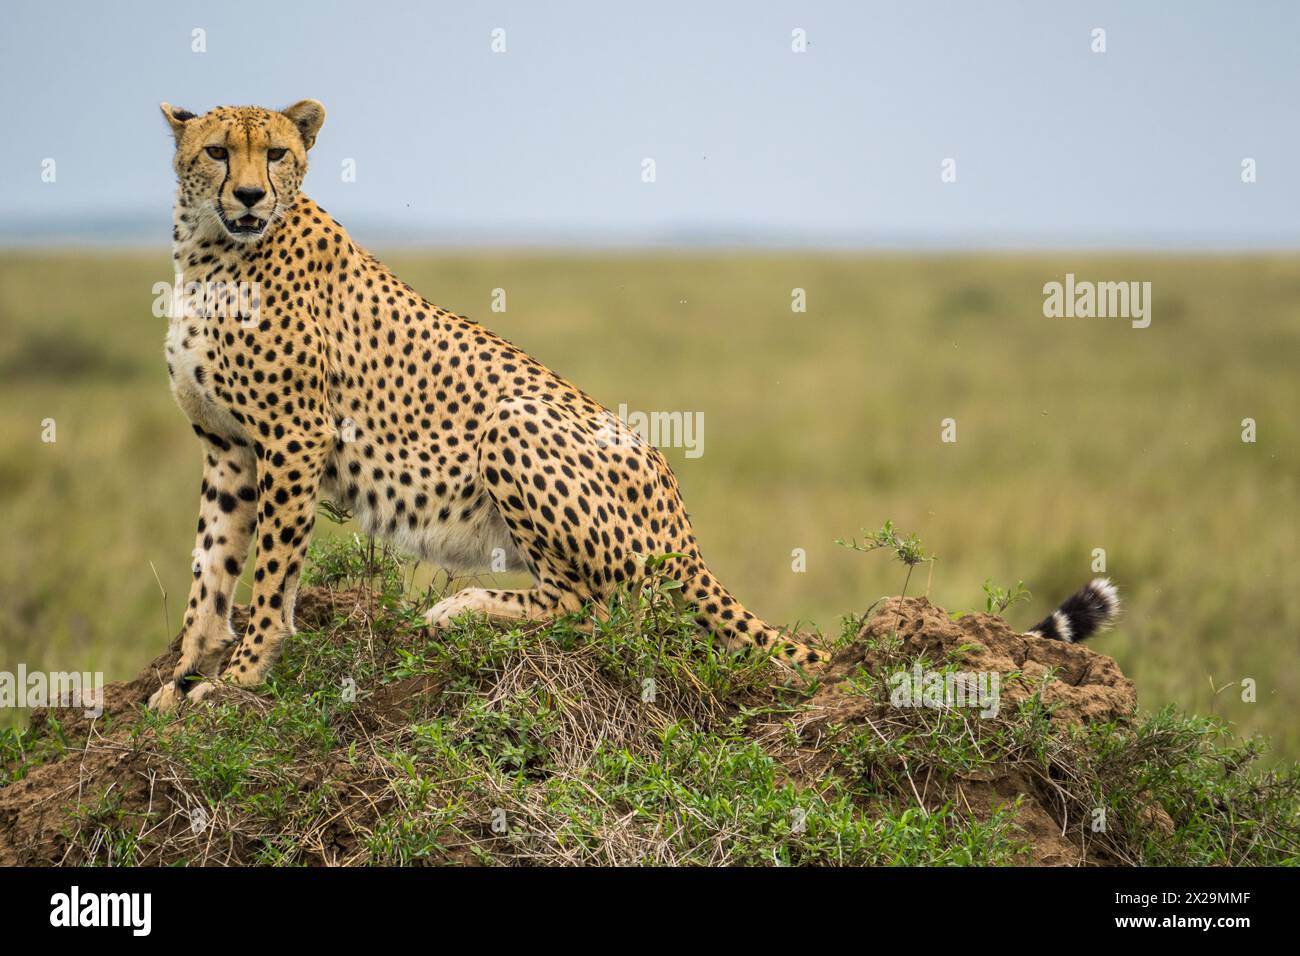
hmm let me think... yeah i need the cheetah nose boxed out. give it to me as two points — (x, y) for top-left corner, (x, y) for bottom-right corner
(233, 186), (266, 209)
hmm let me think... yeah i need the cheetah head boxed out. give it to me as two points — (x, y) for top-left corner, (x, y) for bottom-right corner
(160, 100), (325, 244)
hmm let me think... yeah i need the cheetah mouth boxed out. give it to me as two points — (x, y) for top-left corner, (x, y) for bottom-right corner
(217, 207), (270, 239)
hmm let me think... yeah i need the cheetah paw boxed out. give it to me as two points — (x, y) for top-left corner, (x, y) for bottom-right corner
(147, 678), (219, 714)
(424, 592), (480, 630)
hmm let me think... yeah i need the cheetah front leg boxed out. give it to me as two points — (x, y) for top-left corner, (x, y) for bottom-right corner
(149, 437), (256, 712)
(216, 438), (328, 693)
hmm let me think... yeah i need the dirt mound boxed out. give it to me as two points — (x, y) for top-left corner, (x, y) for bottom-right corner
(0, 589), (1144, 866)
(850, 596), (1136, 725)
(0, 589), (373, 866)
(768, 596), (1140, 865)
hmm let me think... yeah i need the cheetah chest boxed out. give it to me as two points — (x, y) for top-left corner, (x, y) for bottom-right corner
(164, 316), (245, 442)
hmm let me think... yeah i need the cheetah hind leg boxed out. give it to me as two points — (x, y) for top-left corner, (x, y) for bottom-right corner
(424, 585), (587, 632)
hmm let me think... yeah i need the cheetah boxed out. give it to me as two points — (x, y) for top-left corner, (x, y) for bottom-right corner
(148, 101), (1121, 711)
(147, 99), (829, 712)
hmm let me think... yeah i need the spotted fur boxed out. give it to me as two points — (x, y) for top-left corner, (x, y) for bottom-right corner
(148, 101), (824, 711)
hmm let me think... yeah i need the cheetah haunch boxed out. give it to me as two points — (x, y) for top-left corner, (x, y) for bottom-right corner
(148, 99), (831, 712)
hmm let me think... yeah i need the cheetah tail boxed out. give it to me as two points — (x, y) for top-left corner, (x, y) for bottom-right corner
(684, 568), (827, 666)
(1025, 577), (1120, 643)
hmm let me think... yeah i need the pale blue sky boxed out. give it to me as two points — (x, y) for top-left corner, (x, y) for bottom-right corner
(1, 0), (1296, 247)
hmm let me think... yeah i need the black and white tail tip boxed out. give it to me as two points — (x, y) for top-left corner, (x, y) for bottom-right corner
(1026, 578), (1120, 644)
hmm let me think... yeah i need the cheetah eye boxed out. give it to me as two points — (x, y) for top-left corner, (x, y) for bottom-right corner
(205, 146), (228, 160)
(267, 148), (286, 161)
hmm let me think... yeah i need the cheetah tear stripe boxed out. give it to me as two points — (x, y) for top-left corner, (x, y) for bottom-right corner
(1025, 578), (1120, 643)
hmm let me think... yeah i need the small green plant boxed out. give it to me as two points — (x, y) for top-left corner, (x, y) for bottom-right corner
(67, 789), (142, 867)
(632, 551), (689, 625)
(0, 721), (70, 785)
(318, 499), (353, 525)
(365, 771), (461, 865)
(413, 690), (561, 777)
(302, 532), (403, 597)
(982, 578), (1031, 614)
(837, 520), (935, 597)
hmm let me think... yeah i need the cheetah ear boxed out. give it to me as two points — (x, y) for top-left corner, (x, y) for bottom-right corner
(282, 99), (325, 150)
(159, 103), (196, 144)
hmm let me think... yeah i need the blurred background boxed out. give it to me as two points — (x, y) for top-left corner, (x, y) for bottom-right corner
(1, 2), (1297, 758)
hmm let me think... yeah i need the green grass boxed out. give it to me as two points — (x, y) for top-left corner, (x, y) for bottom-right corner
(0, 249), (1297, 767)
